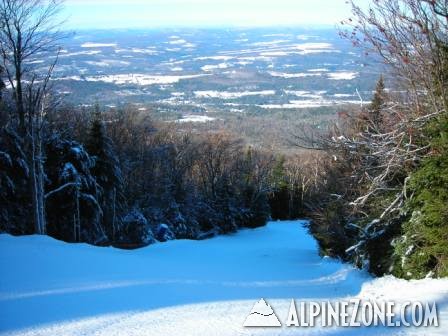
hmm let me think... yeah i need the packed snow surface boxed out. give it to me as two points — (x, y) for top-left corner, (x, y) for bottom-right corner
(0, 221), (447, 335)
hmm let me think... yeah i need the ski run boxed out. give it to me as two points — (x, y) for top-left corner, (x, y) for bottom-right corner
(1, 221), (447, 335)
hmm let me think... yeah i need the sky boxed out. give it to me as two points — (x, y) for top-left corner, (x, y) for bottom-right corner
(62, 0), (371, 30)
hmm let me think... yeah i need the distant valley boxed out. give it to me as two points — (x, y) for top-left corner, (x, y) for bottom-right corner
(31, 27), (382, 150)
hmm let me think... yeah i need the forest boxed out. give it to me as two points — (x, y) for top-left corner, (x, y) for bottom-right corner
(0, 0), (447, 280)
(300, 0), (448, 279)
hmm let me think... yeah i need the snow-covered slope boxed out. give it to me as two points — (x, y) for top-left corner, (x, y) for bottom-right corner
(0, 221), (447, 335)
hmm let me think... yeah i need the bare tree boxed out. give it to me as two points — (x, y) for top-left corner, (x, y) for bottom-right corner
(0, 0), (65, 234)
(342, 0), (447, 116)
(0, 0), (65, 131)
(336, 0), (448, 215)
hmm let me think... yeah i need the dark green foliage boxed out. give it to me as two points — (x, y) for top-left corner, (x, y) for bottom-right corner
(0, 126), (32, 234)
(393, 114), (448, 278)
(2, 102), (274, 247)
(268, 156), (306, 220)
(307, 199), (353, 259)
(269, 186), (290, 220)
(269, 157), (290, 220)
(117, 209), (155, 248)
(365, 217), (402, 276)
(368, 75), (386, 132)
(270, 156), (288, 190)
(86, 111), (123, 191)
(85, 110), (123, 242)
(242, 185), (271, 228)
(237, 148), (271, 228)
(45, 135), (107, 244)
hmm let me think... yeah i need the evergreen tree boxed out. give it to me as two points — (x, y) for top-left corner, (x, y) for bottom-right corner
(393, 114), (448, 278)
(368, 75), (386, 133)
(0, 126), (32, 234)
(269, 156), (290, 219)
(86, 108), (123, 242)
(45, 135), (106, 244)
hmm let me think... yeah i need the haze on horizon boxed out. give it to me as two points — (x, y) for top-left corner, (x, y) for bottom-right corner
(63, 0), (370, 30)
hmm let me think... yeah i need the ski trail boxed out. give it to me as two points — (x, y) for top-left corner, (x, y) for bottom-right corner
(0, 221), (446, 335)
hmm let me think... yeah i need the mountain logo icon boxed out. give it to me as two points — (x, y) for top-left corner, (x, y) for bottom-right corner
(243, 298), (282, 327)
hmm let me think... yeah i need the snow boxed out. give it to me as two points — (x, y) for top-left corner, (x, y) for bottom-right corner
(258, 100), (335, 109)
(170, 67), (183, 72)
(194, 90), (275, 99)
(59, 50), (102, 57)
(297, 34), (313, 40)
(175, 115), (216, 123)
(308, 68), (329, 72)
(85, 60), (131, 68)
(284, 90), (325, 99)
(84, 61), (110, 67)
(294, 43), (340, 55)
(260, 51), (289, 57)
(268, 71), (322, 78)
(219, 42), (337, 58)
(201, 63), (230, 71)
(166, 38), (195, 48)
(258, 99), (367, 109)
(250, 40), (290, 46)
(81, 43), (117, 48)
(131, 48), (158, 54)
(0, 221), (447, 336)
(238, 56), (273, 62)
(195, 56), (234, 61)
(168, 39), (187, 45)
(62, 74), (208, 86)
(334, 93), (354, 98)
(25, 60), (45, 65)
(328, 72), (359, 80)
(295, 42), (333, 50)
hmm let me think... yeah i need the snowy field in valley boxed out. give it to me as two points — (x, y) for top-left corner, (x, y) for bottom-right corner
(0, 221), (447, 336)
(41, 28), (381, 115)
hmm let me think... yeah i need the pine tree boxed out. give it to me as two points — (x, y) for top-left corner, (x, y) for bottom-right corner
(394, 114), (448, 278)
(0, 126), (32, 234)
(368, 75), (386, 133)
(269, 156), (290, 219)
(45, 136), (106, 244)
(86, 108), (123, 242)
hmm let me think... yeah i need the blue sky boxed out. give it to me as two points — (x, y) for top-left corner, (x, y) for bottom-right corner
(63, 0), (370, 30)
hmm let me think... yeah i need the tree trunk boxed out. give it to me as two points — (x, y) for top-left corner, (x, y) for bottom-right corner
(112, 187), (116, 242)
(15, 71), (25, 134)
(75, 184), (80, 241)
(36, 132), (46, 234)
(15, 30), (26, 135)
(29, 107), (46, 235)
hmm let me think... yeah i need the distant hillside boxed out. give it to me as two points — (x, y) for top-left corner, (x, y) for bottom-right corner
(35, 27), (381, 151)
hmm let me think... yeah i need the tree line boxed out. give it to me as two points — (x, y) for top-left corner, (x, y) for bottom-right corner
(296, 0), (448, 279)
(2, 99), (285, 245)
(0, 0), (295, 247)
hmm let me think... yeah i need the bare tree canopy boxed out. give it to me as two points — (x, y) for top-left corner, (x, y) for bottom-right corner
(0, 0), (65, 131)
(341, 0), (448, 116)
